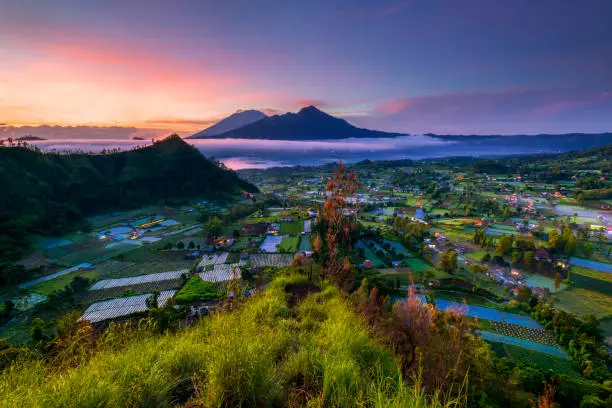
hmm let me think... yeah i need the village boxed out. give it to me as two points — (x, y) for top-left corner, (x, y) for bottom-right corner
(0, 154), (610, 384)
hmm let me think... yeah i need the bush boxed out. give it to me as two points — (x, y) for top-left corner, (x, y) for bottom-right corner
(175, 277), (218, 304)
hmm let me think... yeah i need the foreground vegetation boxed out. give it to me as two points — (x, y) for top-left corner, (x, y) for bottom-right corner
(0, 275), (460, 408)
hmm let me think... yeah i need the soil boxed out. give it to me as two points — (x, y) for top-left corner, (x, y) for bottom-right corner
(284, 283), (321, 307)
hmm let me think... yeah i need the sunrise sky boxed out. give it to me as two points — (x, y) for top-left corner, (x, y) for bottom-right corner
(1, 0), (611, 138)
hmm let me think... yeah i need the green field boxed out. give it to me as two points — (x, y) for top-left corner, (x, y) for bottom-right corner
(463, 250), (488, 262)
(435, 290), (498, 307)
(489, 343), (579, 377)
(356, 241), (385, 267)
(403, 257), (434, 273)
(525, 274), (567, 293)
(278, 235), (300, 253)
(279, 221), (303, 234)
(28, 270), (99, 295)
(175, 276), (218, 304)
(570, 265), (612, 285)
(554, 288), (612, 319)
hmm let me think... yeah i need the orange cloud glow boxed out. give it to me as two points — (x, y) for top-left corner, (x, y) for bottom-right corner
(0, 30), (281, 132)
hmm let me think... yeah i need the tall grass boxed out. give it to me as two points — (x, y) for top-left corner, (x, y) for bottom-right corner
(0, 274), (462, 407)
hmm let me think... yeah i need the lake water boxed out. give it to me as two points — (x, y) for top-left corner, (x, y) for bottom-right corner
(29, 136), (577, 170)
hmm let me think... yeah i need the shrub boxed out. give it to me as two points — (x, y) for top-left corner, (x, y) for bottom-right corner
(175, 277), (218, 304)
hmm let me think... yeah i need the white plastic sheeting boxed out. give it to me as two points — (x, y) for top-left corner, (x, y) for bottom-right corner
(80, 290), (176, 323)
(89, 270), (188, 290)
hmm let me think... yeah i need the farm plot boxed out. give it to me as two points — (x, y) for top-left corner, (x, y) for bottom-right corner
(19, 263), (94, 289)
(248, 254), (294, 268)
(78, 279), (182, 303)
(198, 263), (241, 283)
(9, 293), (48, 311)
(198, 252), (229, 268)
(489, 321), (558, 346)
(366, 240), (387, 254)
(280, 221), (303, 234)
(260, 235), (284, 253)
(478, 331), (568, 358)
(80, 290), (176, 323)
(29, 269), (99, 295)
(95, 259), (193, 280)
(298, 235), (311, 252)
(355, 241), (385, 267)
(404, 257), (434, 273)
(435, 299), (542, 329)
(570, 266), (612, 294)
(484, 224), (517, 236)
(554, 288), (612, 319)
(90, 270), (188, 290)
(278, 236), (300, 253)
(501, 344), (579, 377)
(383, 239), (410, 256)
(569, 257), (612, 273)
(525, 274), (567, 293)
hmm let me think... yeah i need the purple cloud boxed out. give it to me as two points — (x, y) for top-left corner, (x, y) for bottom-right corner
(350, 87), (612, 134)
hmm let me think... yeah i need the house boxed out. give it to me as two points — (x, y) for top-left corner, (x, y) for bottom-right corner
(363, 260), (374, 269)
(307, 208), (318, 217)
(267, 223), (280, 235)
(413, 207), (426, 221)
(534, 247), (551, 262)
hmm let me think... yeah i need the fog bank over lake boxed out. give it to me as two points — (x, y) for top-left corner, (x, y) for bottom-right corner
(29, 135), (588, 170)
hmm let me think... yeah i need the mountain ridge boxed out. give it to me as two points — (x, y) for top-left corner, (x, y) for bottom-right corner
(190, 109), (266, 138)
(190, 106), (405, 140)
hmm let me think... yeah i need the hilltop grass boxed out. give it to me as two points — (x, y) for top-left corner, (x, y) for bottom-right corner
(0, 274), (461, 407)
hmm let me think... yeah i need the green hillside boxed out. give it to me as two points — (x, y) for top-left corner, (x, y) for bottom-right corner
(0, 135), (256, 264)
(0, 275), (455, 408)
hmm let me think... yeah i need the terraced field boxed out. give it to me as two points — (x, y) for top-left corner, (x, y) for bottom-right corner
(80, 290), (176, 323)
(77, 279), (182, 303)
(478, 331), (568, 358)
(489, 321), (558, 346)
(435, 299), (542, 329)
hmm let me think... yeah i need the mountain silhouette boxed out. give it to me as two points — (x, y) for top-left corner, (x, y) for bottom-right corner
(191, 106), (404, 140)
(190, 109), (266, 138)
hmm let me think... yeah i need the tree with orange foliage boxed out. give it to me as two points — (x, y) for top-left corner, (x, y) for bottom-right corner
(534, 382), (555, 408)
(320, 162), (359, 289)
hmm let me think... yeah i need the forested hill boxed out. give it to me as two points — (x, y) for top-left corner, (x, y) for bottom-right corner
(0, 135), (256, 260)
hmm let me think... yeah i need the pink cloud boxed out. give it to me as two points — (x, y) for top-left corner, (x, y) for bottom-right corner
(528, 100), (586, 118)
(350, 87), (612, 134)
(376, 1), (412, 17)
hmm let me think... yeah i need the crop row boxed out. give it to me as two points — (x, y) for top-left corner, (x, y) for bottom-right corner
(77, 279), (182, 303)
(490, 321), (558, 346)
(80, 290), (176, 323)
